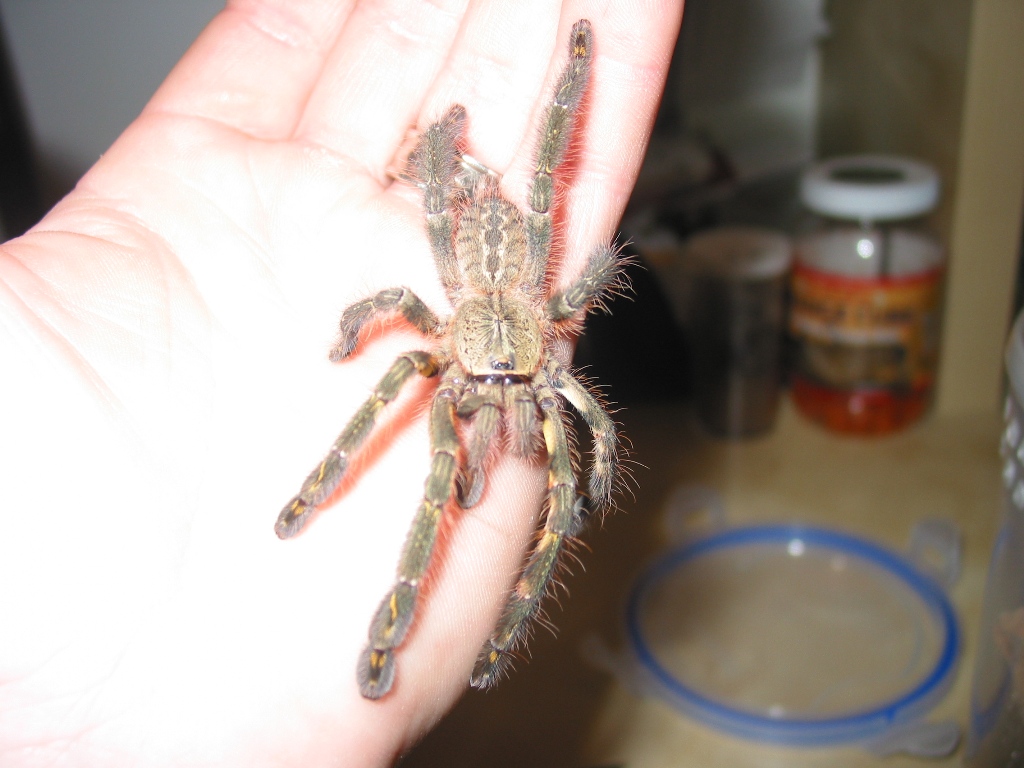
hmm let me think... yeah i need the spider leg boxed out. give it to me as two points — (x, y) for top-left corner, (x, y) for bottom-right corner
(546, 245), (624, 322)
(470, 380), (576, 688)
(456, 379), (542, 508)
(455, 381), (503, 508)
(329, 287), (444, 362)
(525, 20), (593, 288)
(357, 366), (464, 699)
(506, 379), (542, 458)
(547, 361), (619, 512)
(407, 104), (468, 300)
(274, 351), (445, 539)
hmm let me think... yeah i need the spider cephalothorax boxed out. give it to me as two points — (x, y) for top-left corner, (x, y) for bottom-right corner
(276, 19), (624, 699)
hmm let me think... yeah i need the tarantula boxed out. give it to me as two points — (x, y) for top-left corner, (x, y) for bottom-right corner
(275, 19), (623, 700)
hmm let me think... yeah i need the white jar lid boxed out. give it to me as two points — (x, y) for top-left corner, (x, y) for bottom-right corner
(801, 155), (940, 222)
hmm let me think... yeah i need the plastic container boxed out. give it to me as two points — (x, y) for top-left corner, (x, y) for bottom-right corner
(789, 155), (943, 434)
(588, 488), (962, 756)
(965, 310), (1024, 766)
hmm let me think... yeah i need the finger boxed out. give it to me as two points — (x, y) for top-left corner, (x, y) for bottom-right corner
(408, 0), (567, 177)
(294, 0), (470, 177)
(145, 0), (357, 140)
(550, 0), (685, 272)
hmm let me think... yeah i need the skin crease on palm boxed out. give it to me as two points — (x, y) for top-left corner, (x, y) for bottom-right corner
(0, 1), (684, 766)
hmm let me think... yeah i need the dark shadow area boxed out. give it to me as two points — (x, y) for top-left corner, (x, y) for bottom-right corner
(0, 15), (45, 238)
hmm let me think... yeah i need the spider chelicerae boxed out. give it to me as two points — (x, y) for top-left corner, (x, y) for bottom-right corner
(275, 19), (624, 700)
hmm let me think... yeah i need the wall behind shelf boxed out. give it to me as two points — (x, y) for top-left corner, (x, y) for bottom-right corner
(817, 0), (1024, 417)
(936, 0), (1024, 416)
(0, 0), (221, 207)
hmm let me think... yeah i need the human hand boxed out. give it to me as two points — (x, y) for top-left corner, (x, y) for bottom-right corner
(0, 1), (683, 765)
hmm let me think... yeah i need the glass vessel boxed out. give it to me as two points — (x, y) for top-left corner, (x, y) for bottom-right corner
(789, 155), (942, 434)
(965, 310), (1024, 766)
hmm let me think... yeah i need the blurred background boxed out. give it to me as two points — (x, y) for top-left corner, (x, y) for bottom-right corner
(0, 0), (220, 229)
(2, 1), (1023, 766)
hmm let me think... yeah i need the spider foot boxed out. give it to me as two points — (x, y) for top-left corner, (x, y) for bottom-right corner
(456, 467), (485, 508)
(357, 646), (396, 700)
(469, 643), (516, 689)
(274, 496), (315, 539)
(470, 592), (539, 688)
(274, 451), (349, 539)
(354, 583), (420, 698)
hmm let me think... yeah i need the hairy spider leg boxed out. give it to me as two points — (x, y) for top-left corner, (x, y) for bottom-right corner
(547, 361), (619, 511)
(546, 245), (623, 322)
(455, 378), (544, 508)
(470, 376), (578, 687)
(525, 19), (593, 289)
(274, 350), (445, 539)
(410, 104), (468, 301)
(357, 366), (464, 699)
(454, 380), (503, 508)
(329, 286), (445, 362)
(506, 379), (543, 457)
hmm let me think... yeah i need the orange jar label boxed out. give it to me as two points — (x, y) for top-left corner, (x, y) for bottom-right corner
(789, 264), (943, 390)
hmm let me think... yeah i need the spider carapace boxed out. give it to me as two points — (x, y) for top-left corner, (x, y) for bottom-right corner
(275, 19), (625, 700)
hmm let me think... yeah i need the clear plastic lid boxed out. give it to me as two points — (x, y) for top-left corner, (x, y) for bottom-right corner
(800, 155), (940, 222)
(625, 524), (960, 747)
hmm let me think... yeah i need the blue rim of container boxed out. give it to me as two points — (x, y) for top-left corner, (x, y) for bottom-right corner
(625, 524), (960, 746)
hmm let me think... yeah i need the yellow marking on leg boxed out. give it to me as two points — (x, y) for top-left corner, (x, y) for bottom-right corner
(389, 591), (399, 623)
(309, 462), (328, 492)
(542, 417), (558, 452)
(281, 498), (307, 526)
(538, 531), (559, 550)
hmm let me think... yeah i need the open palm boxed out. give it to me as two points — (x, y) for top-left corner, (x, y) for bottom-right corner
(0, 1), (682, 765)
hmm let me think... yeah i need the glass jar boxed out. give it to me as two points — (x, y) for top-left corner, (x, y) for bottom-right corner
(965, 310), (1024, 766)
(789, 155), (943, 434)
